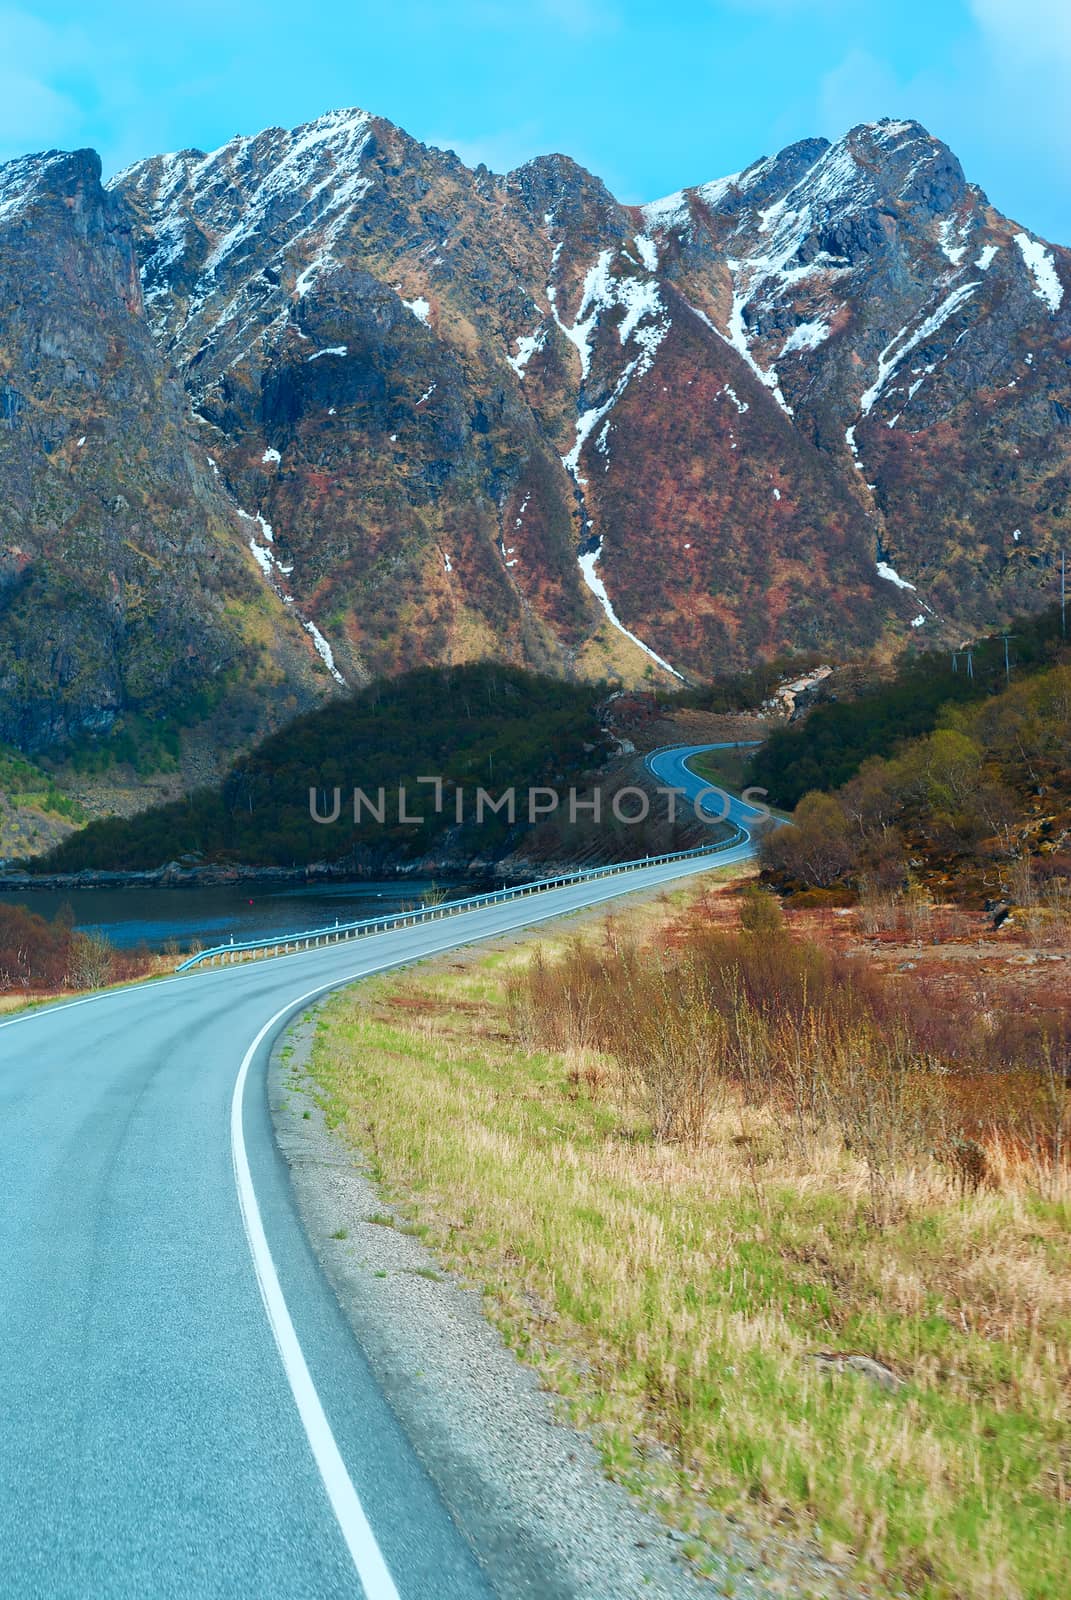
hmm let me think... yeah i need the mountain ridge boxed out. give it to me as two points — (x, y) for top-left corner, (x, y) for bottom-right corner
(1, 108), (1068, 769)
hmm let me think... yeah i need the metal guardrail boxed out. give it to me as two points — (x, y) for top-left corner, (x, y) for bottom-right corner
(174, 833), (748, 972)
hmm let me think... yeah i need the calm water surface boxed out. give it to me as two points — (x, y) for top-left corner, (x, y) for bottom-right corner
(0, 879), (478, 952)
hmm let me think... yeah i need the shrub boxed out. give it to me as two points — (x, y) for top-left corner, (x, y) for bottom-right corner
(508, 904), (1069, 1211)
(0, 902), (149, 993)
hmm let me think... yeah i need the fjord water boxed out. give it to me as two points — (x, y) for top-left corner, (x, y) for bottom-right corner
(0, 879), (476, 951)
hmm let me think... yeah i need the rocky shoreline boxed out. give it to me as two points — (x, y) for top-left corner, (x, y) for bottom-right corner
(0, 850), (585, 894)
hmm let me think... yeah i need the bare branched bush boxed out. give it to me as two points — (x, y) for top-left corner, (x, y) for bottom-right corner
(607, 958), (727, 1142)
(66, 930), (115, 991)
(1007, 853), (1040, 910)
(858, 879), (901, 937)
(1036, 878), (1071, 949)
(507, 904), (1069, 1210)
(902, 882), (934, 942)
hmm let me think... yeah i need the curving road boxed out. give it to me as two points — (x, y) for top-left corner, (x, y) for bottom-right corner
(0, 749), (756, 1600)
(645, 742), (768, 837)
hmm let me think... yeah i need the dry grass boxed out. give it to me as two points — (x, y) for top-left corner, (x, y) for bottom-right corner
(0, 952), (178, 1013)
(311, 891), (1071, 1600)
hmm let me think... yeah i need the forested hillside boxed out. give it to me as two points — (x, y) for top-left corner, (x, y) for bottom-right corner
(751, 606), (1068, 808)
(761, 637), (1071, 901)
(26, 666), (612, 873)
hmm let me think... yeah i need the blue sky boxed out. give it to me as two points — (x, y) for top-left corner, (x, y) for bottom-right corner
(2, 0), (1069, 241)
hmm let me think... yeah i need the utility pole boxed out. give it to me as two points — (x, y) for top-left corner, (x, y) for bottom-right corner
(1000, 634), (1013, 685)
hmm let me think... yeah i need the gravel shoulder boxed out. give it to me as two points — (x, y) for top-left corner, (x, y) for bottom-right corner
(268, 881), (864, 1600)
(270, 1007), (717, 1600)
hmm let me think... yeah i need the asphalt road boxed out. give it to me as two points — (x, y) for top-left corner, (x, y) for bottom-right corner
(0, 749), (756, 1600)
(645, 741), (768, 836)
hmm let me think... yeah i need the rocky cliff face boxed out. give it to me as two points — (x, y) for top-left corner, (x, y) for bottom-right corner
(1, 111), (1068, 761)
(646, 120), (1071, 630)
(0, 147), (322, 758)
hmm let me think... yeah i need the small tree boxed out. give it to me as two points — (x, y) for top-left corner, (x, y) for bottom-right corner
(761, 792), (853, 888)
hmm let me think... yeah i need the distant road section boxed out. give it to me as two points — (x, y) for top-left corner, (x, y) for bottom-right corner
(0, 749), (756, 1599)
(645, 740), (768, 837)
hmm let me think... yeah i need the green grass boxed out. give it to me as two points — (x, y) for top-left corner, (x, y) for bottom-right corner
(687, 748), (793, 821)
(687, 746), (753, 794)
(309, 921), (1071, 1600)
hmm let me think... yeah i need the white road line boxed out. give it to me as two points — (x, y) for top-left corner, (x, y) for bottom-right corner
(0, 977), (183, 1032)
(232, 985), (403, 1600)
(226, 859), (750, 1587)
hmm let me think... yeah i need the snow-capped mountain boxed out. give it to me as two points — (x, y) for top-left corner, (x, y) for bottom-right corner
(1, 110), (1067, 757)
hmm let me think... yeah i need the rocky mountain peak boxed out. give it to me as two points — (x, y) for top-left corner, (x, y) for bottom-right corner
(2, 106), (1069, 768)
(506, 152), (624, 231)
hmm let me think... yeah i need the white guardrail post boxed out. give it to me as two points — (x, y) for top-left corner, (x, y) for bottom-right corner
(174, 828), (747, 973)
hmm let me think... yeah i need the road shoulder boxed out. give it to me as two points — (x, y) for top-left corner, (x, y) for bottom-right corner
(271, 999), (718, 1600)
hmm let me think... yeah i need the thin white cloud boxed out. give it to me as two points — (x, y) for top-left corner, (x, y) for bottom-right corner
(0, 8), (87, 153)
(0, 70), (80, 151)
(970, 0), (1071, 67)
(816, 48), (904, 138)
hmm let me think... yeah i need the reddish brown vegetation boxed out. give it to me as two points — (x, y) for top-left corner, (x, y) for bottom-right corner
(508, 882), (1070, 1198)
(0, 903), (151, 995)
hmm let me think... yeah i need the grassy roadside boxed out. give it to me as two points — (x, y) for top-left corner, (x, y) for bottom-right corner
(0, 957), (181, 1016)
(309, 883), (1071, 1600)
(686, 745), (755, 795)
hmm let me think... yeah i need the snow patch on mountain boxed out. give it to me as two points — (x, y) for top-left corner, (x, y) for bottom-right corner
(550, 250), (613, 379)
(508, 325), (547, 377)
(1014, 234), (1063, 312)
(640, 155), (776, 239)
(724, 267), (792, 414)
(304, 618), (346, 683)
(403, 295), (432, 325)
(236, 506), (274, 543)
(640, 189), (690, 232)
(886, 361), (936, 426)
(616, 277), (664, 346)
(858, 279), (980, 418)
(876, 560), (916, 591)
(555, 251), (671, 482)
(248, 540), (274, 578)
(780, 317), (832, 357)
(579, 541), (682, 678)
(234, 498), (345, 681)
(0, 154), (46, 223)
(634, 233), (658, 272)
(937, 217), (968, 265)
